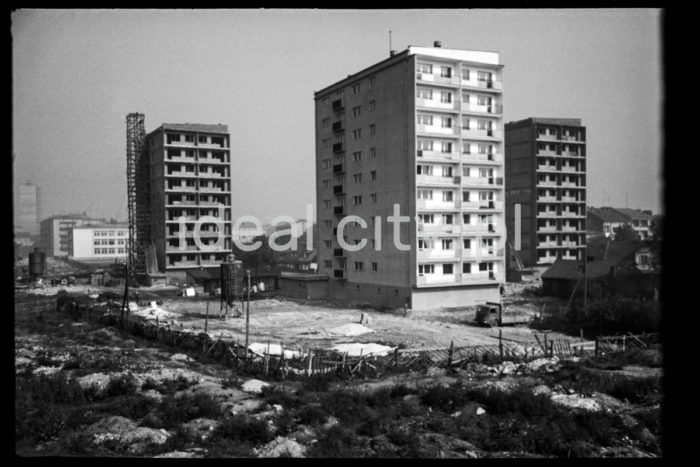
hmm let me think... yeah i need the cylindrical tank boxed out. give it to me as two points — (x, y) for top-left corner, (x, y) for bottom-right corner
(220, 260), (244, 305)
(28, 248), (46, 278)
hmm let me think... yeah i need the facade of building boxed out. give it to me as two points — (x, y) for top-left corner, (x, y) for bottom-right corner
(71, 224), (128, 260)
(587, 207), (654, 240)
(39, 214), (106, 257)
(15, 181), (41, 235)
(142, 123), (233, 281)
(315, 44), (506, 309)
(505, 118), (587, 267)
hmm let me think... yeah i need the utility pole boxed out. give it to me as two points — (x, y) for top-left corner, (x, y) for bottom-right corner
(244, 269), (251, 359)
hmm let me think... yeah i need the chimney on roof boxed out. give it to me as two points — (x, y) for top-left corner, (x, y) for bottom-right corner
(434, 41), (442, 48)
(390, 50), (397, 56)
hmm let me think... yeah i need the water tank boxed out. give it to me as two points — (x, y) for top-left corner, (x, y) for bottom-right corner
(28, 248), (46, 278)
(434, 40), (442, 48)
(220, 260), (244, 305)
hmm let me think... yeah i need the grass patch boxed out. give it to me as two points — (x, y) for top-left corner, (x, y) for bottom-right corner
(212, 415), (272, 445)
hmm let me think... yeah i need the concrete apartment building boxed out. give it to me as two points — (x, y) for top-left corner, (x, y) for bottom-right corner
(39, 214), (107, 257)
(71, 224), (128, 261)
(141, 123), (233, 282)
(314, 43), (506, 309)
(505, 118), (587, 267)
(15, 181), (41, 235)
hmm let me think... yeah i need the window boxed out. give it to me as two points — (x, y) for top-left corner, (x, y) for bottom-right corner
(370, 147), (376, 158)
(477, 71), (492, 82)
(478, 120), (492, 130)
(418, 214), (434, 225)
(417, 88), (433, 99)
(463, 238), (471, 249)
(323, 159), (331, 169)
(322, 179), (331, 188)
(352, 83), (361, 94)
(324, 240), (332, 248)
(352, 151), (362, 161)
(322, 97), (329, 105)
(352, 106), (362, 117)
(462, 118), (471, 130)
(477, 95), (492, 106)
(443, 264), (454, 274)
(335, 134), (345, 143)
(442, 239), (453, 250)
(354, 173), (362, 183)
(440, 91), (452, 103)
(371, 262), (378, 272)
(369, 100), (376, 112)
(462, 91), (470, 103)
(323, 138), (330, 149)
(462, 68), (470, 80)
(442, 191), (454, 202)
(336, 90), (344, 98)
(352, 129), (362, 139)
(462, 143), (471, 155)
(369, 124), (376, 135)
(370, 170), (377, 180)
(418, 189), (433, 200)
(441, 117), (452, 128)
(418, 139), (434, 151)
(322, 118), (330, 128)
(418, 264), (435, 275)
(417, 114), (433, 125)
(370, 193), (377, 203)
(323, 220), (332, 228)
(198, 136), (207, 143)
(479, 262), (493, 272)
(354, 261), (364, 271)
(417, 165), (433, 175)
(417, 63), (433, 74)
(353, 196), (362, 205)
(441, 142), (453, 153)
(418, 239), (433, 249)
(441, 166), (453, 177)
(442, 214), (453, 224)
(185, 134), (194, 142)
(324, 260), (332, 268)
(369, 76), (376, 87)
(323, 200), (332, 208)
(463, 263), (472, 274)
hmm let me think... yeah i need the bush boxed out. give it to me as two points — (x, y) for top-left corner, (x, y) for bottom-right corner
(319, 390), (368, 424)
(213, 415), (272, 445)
(155, 392), (222, 428)
(261, 386), (305, 409)
(104, 373), (138, 397)
(297, 404), (328, 426)
(308, 425), (364, 458)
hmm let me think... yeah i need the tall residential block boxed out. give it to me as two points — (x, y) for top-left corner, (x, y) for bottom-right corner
(15, 181), (41, 235)
(505, 118), (587, 267)
(314, 44), (506, 309)
(141, 123), (233, 282)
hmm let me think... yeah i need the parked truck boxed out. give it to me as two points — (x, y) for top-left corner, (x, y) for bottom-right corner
(475, 301), (531, 327)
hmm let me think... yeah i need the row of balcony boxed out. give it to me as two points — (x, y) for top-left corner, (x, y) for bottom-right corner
(415, 73), (503, 92)
(536, 134), (584, 143)
(166, 170), (228, 178)
(166, 185), (229, 193)
(537, 181), (586, 188)
(537, 164), (585, 173)
(417, 248), (505, 260)
(416, 99), (503, 115)
(537, 150), (584, 158)
(416, 272), (499, 286)
(537, 196), (585, 203)
(166, 156), (229, 165)
(417, 125), (503, 139)
(536, 211), (585, 218)
(417, 150), (503, 163)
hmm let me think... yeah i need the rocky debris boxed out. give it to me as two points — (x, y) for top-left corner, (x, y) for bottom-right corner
(322, 416), (339, 430)
(254, 436), (307, 458)
(178, 381), (248, 402)
(599, 445), (656, 458)
(77, 373), (113, 394)
(32, 365), (63, 376)
(17, 348), (36, 359)
(591, 392), (628, 412)
(326, 323), (376, 337)
(496, 361), (517, 376)
(85, 415), (171, 453)
(154, 451), (199, 458)
(476, 407), (486, 416)
(170, 353), (192, 362)
(229, 398), (264, 415)
(531, 384), (552, 397)
(85, 416), (137, 439)
(241, 379), (270, 394)
(122, 427), (171, 454)
(525, 357), (559, 373)
(417, 433), (480, 458)
(619, 414), (639, 429)
(289, 425), (316, 445)
(181, 418), (220, 441)
(140, 389), (164, 402)
(474, 379), (518, 393)
(551, 394), (602, 412)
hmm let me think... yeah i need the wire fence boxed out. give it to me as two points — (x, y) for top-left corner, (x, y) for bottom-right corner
(14, 297), (58, 314)
(52, 296), (654, 380)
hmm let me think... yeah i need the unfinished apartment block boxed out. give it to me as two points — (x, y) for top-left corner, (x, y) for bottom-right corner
(505, 118), (587, 267)
(141, 123), (233, 281)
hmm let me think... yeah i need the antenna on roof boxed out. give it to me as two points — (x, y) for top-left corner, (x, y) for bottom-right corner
(389, 30), (392, 55)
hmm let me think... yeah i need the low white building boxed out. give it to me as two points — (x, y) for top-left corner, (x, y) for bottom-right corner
(71, 224), (128, 260)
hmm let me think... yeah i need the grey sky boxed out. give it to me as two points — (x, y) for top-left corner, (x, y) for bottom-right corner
(12, 8), (663, 224)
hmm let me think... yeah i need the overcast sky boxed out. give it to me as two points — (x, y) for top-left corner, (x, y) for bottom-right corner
(12, 8), (663, 224)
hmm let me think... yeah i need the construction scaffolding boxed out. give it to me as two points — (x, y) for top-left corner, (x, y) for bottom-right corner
(126, 113), (149, 282)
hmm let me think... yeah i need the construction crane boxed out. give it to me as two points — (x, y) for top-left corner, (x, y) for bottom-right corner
(125, 113), (149, 283)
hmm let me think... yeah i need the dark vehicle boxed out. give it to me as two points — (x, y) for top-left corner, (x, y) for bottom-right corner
(475, 301), (531, 327)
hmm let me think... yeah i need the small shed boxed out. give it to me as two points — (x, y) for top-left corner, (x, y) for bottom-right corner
(278, 272), (329, 300)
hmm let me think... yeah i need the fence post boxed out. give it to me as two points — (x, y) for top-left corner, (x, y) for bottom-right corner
(394, 348), (399, 370)
(307, 350), (313, 377)
(342, 352), (347, 374)
(205, 299), (209, 333)
(265, 340), (270, 375)
(549, 341), (554, 358)
(622, 335), (626, 352)
(447, 341), (454, 369)
(498, 330), (503, 359)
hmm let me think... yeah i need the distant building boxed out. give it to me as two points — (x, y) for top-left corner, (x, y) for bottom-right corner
(141, 123), (233, 282)
(587, 207), (654, 240)
(15, 181), (41, 235)
(505, 118), (587, 267)
(39, 214), (107, 257)
(71, 224), (129, 261)
(315, 43), (506, 309)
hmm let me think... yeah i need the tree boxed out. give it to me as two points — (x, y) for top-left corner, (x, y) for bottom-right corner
(613, 224), (639, 242)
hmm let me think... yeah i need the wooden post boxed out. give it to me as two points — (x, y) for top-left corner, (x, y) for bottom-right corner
(549, 341), (554, 358)
(394, 348), (399, 370)
(447, 340), (454, 368)
(342, 352), (347, 373)
(307, 350), (313, 377)
(278, 342), (285, 374)
(543, 332), (548, 353)
(622, 335), (626, 352)
(498, 330), (503, 359)
(205, 299), (209, 333)
(265, 339), (271, 375)
(245, 271), (251, 360)
(580, 328), (584, 342)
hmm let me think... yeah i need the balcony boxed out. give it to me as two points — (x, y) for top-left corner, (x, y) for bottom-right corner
(561, 165), (580, 173)
(417, 249), (458, 260)
(166, 171), (198, 178)
(536, 132), (559, 141)
(198, 156), (228, 164)
(561, 182), (583, 188)
(537, 180), (558, 187)
(461, 176), (489, 186)
(537, 165), (558, 172)
(332, 99), (344, 111)
(333, 164), (345, 174)
(462, 152), (502, 163)
(332, 143), (344, 154)
(537, 211), (559, 218)
(417, 274), (458, 286)
(332, 121), (344, 132)
(416, 73), (460, 86)
(560, 135), (582, 142)
(417, 223), (456, 234)
(166, 185), (197, 192)
(333, 184), (345, 195)
(462, 129), (501, 139)
(538, 225), (559, 233)
(199, 186), (227, 193)
(561, 151), (581, 157)
(478, 201), (504, 210)
(166, 156), (197, 164)
(417, 149), (456, 160)
(169, 260), (200, 268)
(561, 211), (581, 218)
(333, 269), (345, 279)
(537, 242), (559, 248)
(416, 174), (460, 186)
(199, 171), (226, 179)
(537, 196), (558, 203)
(333, 206), (345, 216)
(461, 103), (503, 115)
(416, 98), (456, 111)
(537, 256), (558, 265)
(561, 241), (579, 248)
(460, 273), (495, 284)
(562, 225), (580, 232)
(416, 199), (458, 211)
(462, 78), (503, 92)
(488, 177), (504, 186)
(333, 248), (345, 257)
(462, 224), (490, 234)
(417, 123), (458, 136)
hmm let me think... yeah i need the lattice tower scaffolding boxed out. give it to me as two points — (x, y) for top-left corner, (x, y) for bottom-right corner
(126, 113), (149, 282)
